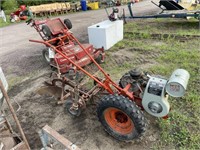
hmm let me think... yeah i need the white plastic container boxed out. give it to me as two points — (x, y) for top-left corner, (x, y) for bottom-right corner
(166, 69), (190, 97)
(88, 20), (123, 50)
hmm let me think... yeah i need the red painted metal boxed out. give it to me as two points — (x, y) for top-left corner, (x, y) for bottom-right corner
(29, 35), (138, 103)
(104, 108), (134, 135)
(46, 18), (68, 35)
(29, 18), (105, 74)
(53, 43), (104, 73)
(30, 39), (111, 91)
(29, 18), (142, 105)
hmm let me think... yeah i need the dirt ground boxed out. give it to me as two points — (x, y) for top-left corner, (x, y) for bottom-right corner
(0, 1), (164, 149)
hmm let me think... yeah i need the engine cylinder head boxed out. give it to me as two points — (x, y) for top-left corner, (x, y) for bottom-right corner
(129, 68), (142, 79)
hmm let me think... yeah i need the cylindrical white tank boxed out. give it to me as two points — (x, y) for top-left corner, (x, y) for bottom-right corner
(166, 69), (190, 97)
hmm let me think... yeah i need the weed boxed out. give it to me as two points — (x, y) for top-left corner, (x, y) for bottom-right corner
(0, 15), (11, 27)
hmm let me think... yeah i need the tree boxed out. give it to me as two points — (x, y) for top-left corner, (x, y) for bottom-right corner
(2, 0), (18, 11)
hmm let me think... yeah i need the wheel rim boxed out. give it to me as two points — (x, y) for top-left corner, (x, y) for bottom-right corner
(44, 51), (50, 63)
(104, 107), (134, 135)
(65, 101), (81, 116)
(43, 30), (47, 35)
(68, 108), (80, 116)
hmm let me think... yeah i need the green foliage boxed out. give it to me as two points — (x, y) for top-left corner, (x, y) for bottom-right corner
(157, 110), (200, 149)
(0, 15), (10, 27)
(124, 19), (200, 35)
(2, 0), (18, 11)
(16, 0), (75, 6)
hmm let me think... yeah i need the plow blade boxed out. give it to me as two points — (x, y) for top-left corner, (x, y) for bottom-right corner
(37, 86), (63, 100)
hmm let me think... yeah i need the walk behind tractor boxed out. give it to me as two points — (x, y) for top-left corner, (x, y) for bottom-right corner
(28, 18), (190, 141)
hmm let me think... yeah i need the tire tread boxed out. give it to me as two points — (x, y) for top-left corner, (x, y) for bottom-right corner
(97, 94), (147, 141)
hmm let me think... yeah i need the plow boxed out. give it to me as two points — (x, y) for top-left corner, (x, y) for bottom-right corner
(27, 17), (190, 141)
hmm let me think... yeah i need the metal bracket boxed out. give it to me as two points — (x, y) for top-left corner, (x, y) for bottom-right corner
(151, 1), (165, 14)
(39, 125), (81, 150)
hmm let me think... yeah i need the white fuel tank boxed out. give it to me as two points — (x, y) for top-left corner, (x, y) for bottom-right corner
(88, 20), (123, 50)
(166, 69), (190, 97)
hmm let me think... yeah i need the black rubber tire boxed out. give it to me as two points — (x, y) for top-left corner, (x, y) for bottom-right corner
(42, 48), (50, 64)
(97, 94), (147, 141)
(95, 53), (103, 64)
(64, 100), (81, 117)
(64, 19), (72, 29)
(42, 25), (52, 40)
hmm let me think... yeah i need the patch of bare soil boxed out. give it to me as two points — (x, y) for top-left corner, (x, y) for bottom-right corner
(8, 74), (162, 150)
(6, 43), (168, 149)
(107, 47), (165, 70)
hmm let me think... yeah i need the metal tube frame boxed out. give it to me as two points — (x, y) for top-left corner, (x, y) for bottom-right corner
(30, 31), (135, 100)
(127, 2), (200, 19)
(0, 79), (30, 150)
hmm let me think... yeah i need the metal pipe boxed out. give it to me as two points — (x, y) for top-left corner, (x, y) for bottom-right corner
(69, 34), (122, 91)
(128, 2), (134, 17)
(127, 2), (199, 19)
(29, 39), (123, 93)
(0, 79), (30, 150)
(105, 7), (110, 18)
(48, 32), (121, 91)
(29, 39), (114, 93)
(128, 13), (199, 19)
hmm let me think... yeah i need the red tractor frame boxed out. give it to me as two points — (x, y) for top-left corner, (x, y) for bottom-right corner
(28, 17), (173, 141)
(27, 18), (105, 74)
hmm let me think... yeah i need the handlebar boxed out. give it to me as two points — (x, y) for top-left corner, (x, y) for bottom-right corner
(26, 18), (33, 25)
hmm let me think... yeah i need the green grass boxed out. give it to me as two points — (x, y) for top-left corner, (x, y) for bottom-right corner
(124, 19), (200, 36)
(7, 69), (46, 89)
(150, 49), (200, 149)
(0, 15), (12, 27)
(106, 18), (200, 149)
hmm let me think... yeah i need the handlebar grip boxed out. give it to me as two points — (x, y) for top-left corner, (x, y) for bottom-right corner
(26, 18), (33, 25)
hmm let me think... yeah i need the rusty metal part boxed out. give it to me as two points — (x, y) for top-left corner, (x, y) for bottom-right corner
(38, 70), (103, 111)
(0, 79), (30, 150)
(51, 71), (103, 111)
(29, 19), (143, 118)
(29, 35), (128, 96)
(39, 125), (81, 150)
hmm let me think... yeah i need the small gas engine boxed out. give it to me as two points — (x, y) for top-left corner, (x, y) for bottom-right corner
(120, 69), (190, 117)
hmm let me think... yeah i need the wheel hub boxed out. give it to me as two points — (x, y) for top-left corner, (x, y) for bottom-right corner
(104, 107), (134, 135)
(69, 107), (79, 116)
(115, 112), (128, 123)
(65, 100), (81, 117)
